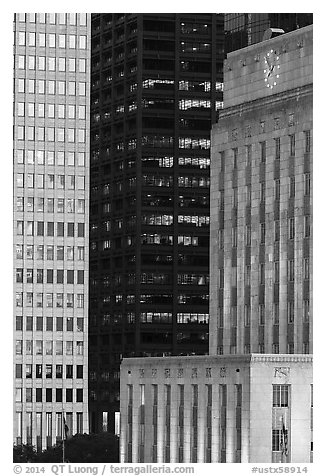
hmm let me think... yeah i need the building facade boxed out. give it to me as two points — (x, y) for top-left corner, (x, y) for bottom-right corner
(89, 13), (224, 433)
(120, 354), (312, 463)
(209, 25), (312, 356)
(120, 25), (313, 463)
(13, 13), (90, 449)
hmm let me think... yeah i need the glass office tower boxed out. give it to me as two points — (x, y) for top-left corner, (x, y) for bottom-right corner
(89, 13), (224, 433)
(224, 13), (313, 53)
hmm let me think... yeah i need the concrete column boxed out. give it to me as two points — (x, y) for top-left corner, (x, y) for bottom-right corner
(183, 383), (191, 463)
(131, 386), (139, 462)
(197, 383), (206, 462)
(170, 384), (178, 462)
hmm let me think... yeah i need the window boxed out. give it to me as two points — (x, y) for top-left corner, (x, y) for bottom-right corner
(67, 294), (74, 308)
(287, 260), (295, 282)
(39, 32), (46, 47)
(26, 389), (32, 403)
(28, 56), (35, 70)
(36, 341), (43, 355)
(289, 134), (295, 156)
(80, 13), (87, 25)
(77, 294), (84, 308)
(304, 258), (310, 280)
(244, 306), (250, 326)
(304, 216), (311, 238)
(78, 152), (85, 167)
(274, 261), (279, 283)
(77, 247), (85, 260)
(288, 218), (295, 240)
(274, 179), (280, 201)
(69, 35), (76, 48)
(66, 342), (73, 356)
(79, 35), (87, 49)
(289, 176), (295, 198)
(245, 265), (251, 286)
(58, 82), (65, 95)
(260, 141), (266, 162)
(38, 80), (44, 94)
(18, 55), (25, 69)
(58, 58), (66, 71)
(260, 223), (266, 244)
(79, 59), (86, 73)
(46, 365), (52, 379)
(287, 301), (295, 323)
(17, 79), (25, 93)
(303, 299), (310, 323)
(46, 341), (53, 355)
(55, 388), (62, 402)
(304, 173), (311, 196)
(79, 82), (86, 96)
(18, 31), (25, 45)
(58, 13), (66, 24)
(16, 316), (23, 331)
(68, 58), (76, 72)
(47, 245), (54, 260)
(273, 385), (289, 407)
(260, 182), (265, 202)
(304, 130), (311, 153)
(38, 56), (45, 70)
(37, 221), (44, 236)
(76, 341), (84, 355)
(259, 304), (265, 325)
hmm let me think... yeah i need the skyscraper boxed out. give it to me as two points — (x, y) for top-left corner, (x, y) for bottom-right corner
(13, 13), (90, 449)
(120, 24), (313, 464)
(209, 26), (312, 357)
(89, 13), (224, 433)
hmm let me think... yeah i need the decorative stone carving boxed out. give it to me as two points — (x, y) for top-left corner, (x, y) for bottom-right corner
(220, 367), (227, 377)
(164, 368), (171, 378)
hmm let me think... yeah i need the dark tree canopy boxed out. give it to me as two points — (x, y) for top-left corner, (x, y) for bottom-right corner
(13, 433), (119, 463)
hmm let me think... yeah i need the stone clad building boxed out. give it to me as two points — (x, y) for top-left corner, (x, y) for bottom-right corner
(120, 25), (312, 463)
(13, 13), (91, 448)
(209, 25), (312, 356)
(120, 354), (312, 463)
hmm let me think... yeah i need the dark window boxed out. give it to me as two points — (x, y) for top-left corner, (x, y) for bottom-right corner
(66, 389), (73, 402)
(36, 388), (42, 402)
(46, 389), (52, 402)
(66, 365), (73, 379)
(56, 389), (63, 402)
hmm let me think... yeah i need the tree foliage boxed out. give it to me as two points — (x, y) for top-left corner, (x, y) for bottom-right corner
(13, 433), (119, 463)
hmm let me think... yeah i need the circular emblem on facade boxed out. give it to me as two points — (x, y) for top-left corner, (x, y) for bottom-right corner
(263, 49), (280, 89)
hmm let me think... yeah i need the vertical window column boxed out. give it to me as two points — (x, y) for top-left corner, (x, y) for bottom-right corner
(46, 412), (52, 448)
(164, 385), (171, 462)
(272, 385), (290, 463)
(191, 384), (198, 462)
(219, 384), (227, 462)
(152, 385), (158, 462)
(178, 385), (184, 462)
(127, 384), (133, 462)
(205, 384), (212, 462)
(138, 384), (145, 462)
(235, 384), (242, 462)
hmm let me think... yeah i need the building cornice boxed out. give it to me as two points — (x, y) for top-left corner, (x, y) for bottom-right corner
(215, 84), (312, 125)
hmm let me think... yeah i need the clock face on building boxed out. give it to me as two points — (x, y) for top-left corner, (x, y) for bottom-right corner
(263, 49), (280, 89)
